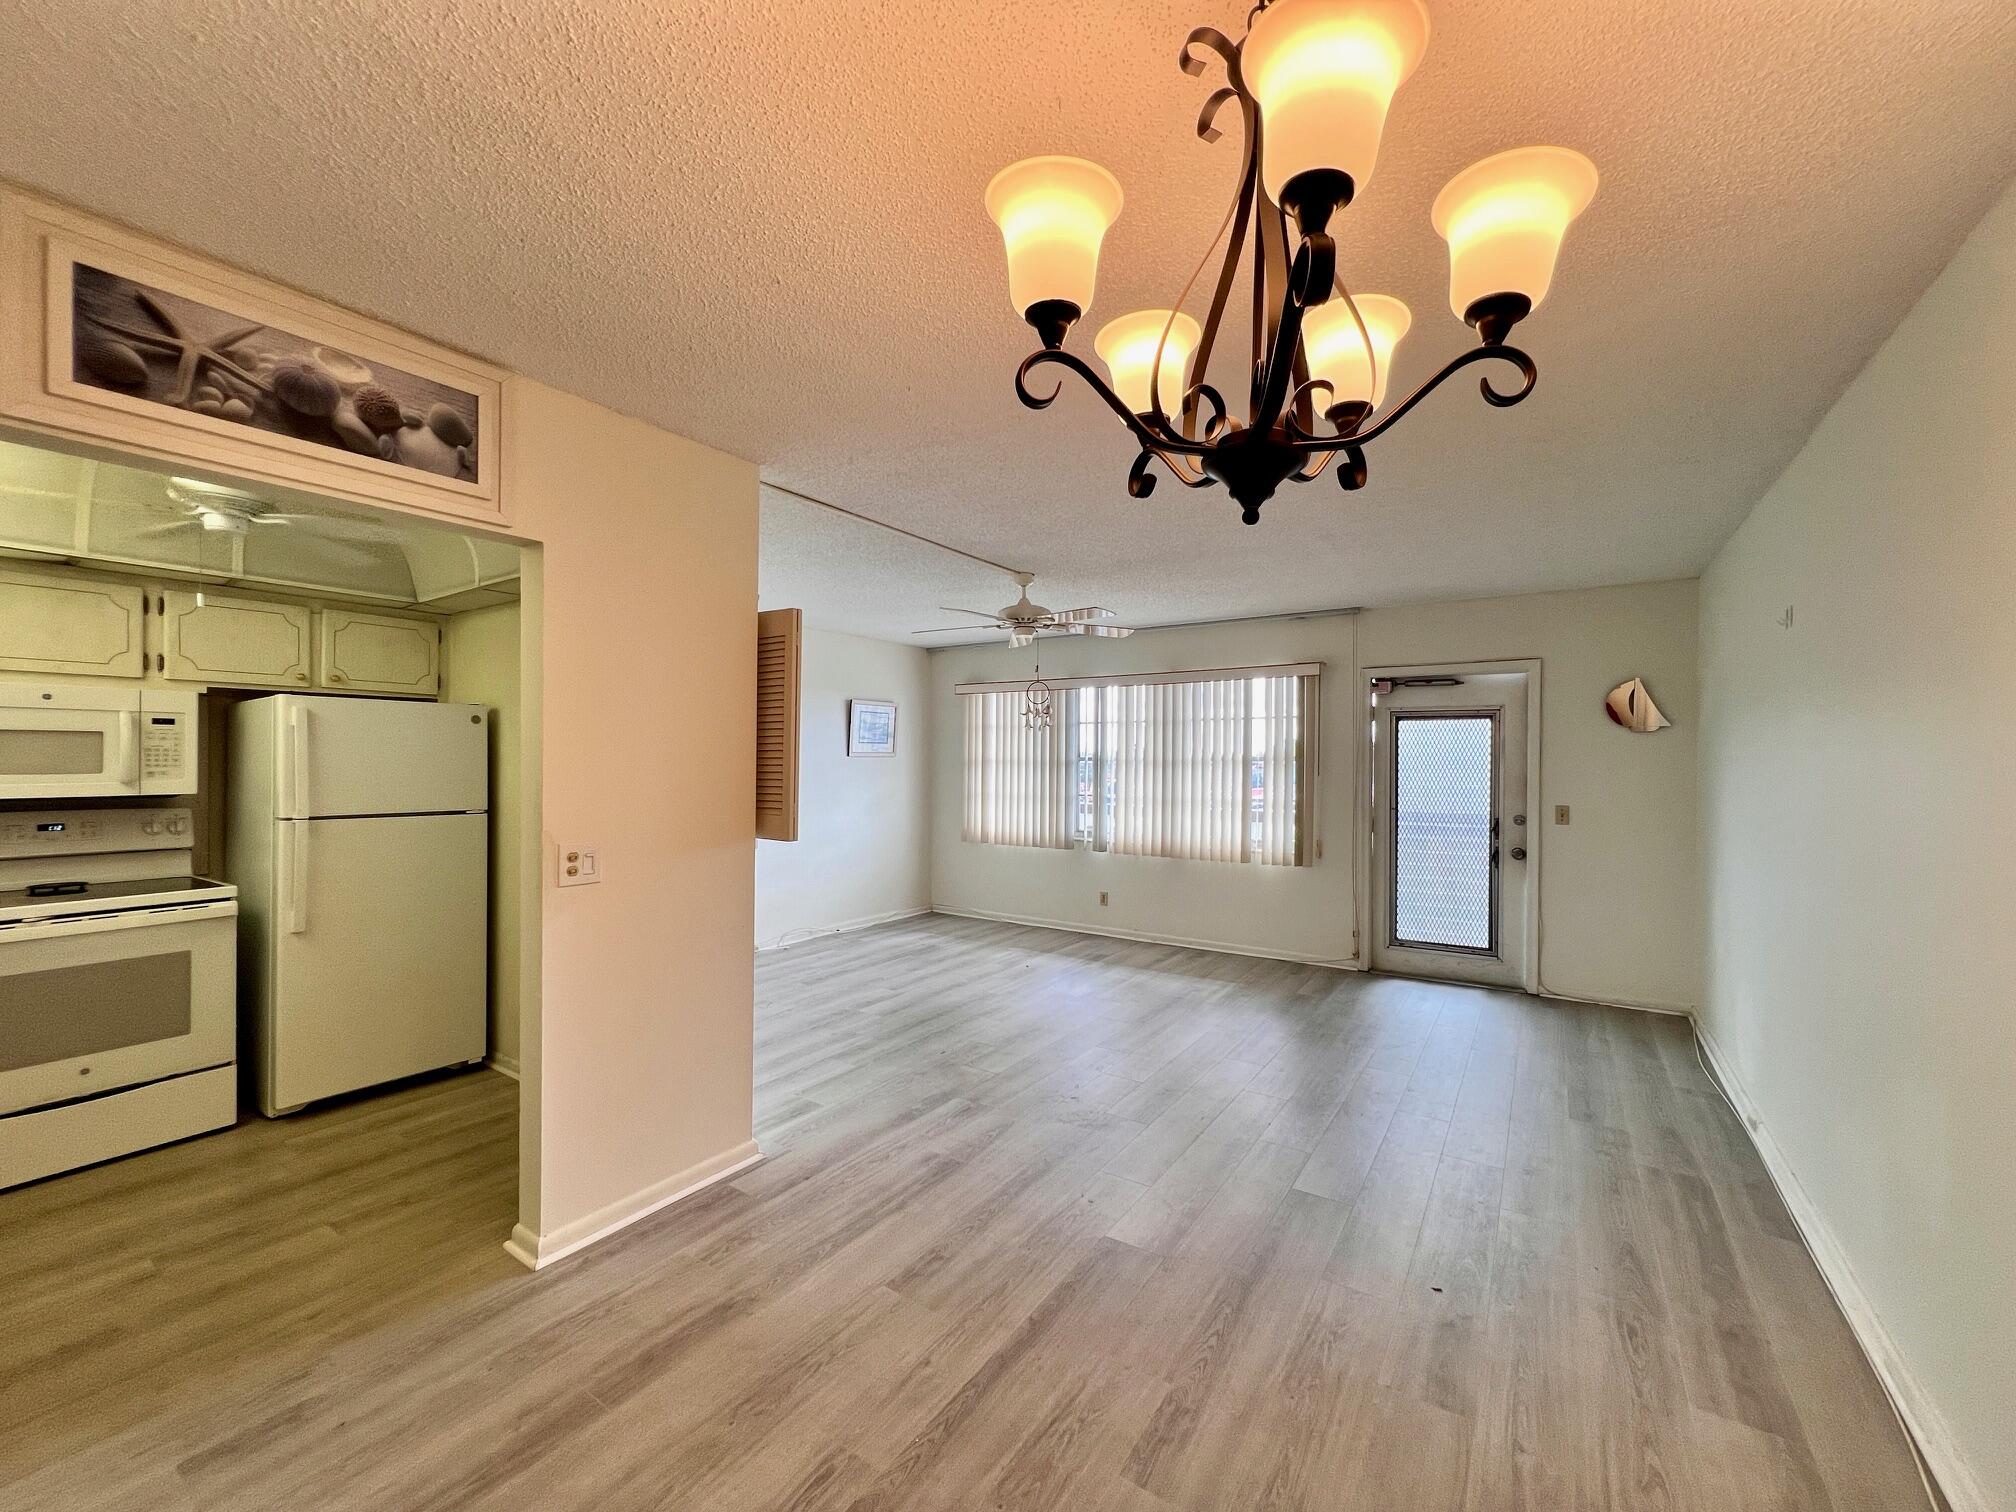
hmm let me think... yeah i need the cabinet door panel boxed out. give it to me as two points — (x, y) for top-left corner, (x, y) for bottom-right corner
(0, 568), (145, 677)
(160, 590), (312, 688)
(319, 609), (440, 696)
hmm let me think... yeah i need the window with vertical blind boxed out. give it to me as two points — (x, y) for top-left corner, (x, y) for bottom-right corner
(959, 665), (1317, 865)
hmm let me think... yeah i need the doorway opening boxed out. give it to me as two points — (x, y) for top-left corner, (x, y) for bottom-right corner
(1366, 663), (1537, 991)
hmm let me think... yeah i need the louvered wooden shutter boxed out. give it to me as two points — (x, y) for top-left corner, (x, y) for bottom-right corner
(755, 608), (802, 841)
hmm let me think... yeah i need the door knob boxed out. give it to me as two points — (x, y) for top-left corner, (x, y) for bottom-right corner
(1509, 846), (1527, 861)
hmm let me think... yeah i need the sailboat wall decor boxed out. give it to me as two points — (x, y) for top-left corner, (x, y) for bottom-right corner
(1605, 677), (1671, 732)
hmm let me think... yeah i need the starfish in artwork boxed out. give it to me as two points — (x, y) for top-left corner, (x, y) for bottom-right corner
(86, 290), (272, 407)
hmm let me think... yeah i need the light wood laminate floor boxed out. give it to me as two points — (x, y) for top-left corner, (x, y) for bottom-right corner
(1, 915), (1927, 1510)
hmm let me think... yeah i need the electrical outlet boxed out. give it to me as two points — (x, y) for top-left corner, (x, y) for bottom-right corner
(1099, 891), (1110, 907)
(1554, 805), (1571, 826)
(559, 845), (601, 887)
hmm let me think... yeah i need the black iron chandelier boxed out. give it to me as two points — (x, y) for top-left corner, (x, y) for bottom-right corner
(986, 0), (1597, 524)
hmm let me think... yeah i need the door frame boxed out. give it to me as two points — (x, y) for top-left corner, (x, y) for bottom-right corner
(1357, 658), (1541, 993)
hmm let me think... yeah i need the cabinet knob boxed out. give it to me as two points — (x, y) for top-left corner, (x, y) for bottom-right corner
(329, 672), (344, 683)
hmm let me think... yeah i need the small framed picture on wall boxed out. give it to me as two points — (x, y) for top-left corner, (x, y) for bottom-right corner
(848, 699), (897, 757)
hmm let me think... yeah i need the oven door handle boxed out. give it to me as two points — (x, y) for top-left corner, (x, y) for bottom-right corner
(0, 901), (238, 943)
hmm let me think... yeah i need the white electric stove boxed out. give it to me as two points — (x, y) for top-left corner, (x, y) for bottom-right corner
(0, 808), (238, 1188)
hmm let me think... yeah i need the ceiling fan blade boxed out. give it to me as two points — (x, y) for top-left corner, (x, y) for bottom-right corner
(937, 606), (1004, 620)
(1049, 606), (1116, 623)
(129, 520), (196, 536)
(1079, 624), (1135, 637)
(911, 626), (987, 635)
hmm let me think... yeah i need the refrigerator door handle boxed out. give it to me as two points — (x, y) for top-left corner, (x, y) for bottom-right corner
(284, 824), (308, 935)
(285, 703), (311, 818)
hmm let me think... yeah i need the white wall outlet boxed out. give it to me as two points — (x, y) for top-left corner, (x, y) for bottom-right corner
(559, 845), (600, 887)
(1099, 891), (1110, 907)
(1555, 805), (1571, 826)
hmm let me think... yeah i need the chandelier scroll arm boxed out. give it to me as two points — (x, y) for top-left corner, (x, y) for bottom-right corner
(1127, 445), (1214, 498)
(1250, 233), (1335, 439)
(1195, 86), (1240, 144)
(1179, 26), (1244, 89)
(1173, 87), (1259, 440)
(1283, 344), (1538, 454)
(1016, 349), (1210, 456)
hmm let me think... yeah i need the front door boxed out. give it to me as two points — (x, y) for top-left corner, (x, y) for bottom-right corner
(1370, 670), (1532, 989)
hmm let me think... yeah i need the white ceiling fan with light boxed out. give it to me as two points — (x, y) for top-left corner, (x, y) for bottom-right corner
(135, 477), (398, 564)
(913, 572), (1138, 648)
(154, 478), (389, 540)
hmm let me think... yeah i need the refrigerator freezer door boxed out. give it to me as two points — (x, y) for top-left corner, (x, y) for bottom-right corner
(275, 697), (488, 818)
(264, 812), (486, 1114)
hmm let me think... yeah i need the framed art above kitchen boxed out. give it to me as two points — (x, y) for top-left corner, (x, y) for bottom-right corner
(0, 184), (508, 530)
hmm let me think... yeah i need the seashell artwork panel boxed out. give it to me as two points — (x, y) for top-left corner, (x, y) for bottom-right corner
(69, 262), (482, 486)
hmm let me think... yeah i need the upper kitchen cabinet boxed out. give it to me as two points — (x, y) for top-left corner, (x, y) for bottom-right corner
(0, 565), (146, 677)
(319, 608), (440, 696)
(0, 187), (510, 533)
(159, 589), (312, 688)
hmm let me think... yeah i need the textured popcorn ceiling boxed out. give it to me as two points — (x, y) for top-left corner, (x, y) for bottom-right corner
(2, 1), (2013, 643)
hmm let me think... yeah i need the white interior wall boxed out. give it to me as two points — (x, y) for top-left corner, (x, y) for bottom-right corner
(928, 578), (1699, 1008)
(442, 599), (522, 1076)
(756, 628), (931, 949)
(1697, 180), (2016, 1512)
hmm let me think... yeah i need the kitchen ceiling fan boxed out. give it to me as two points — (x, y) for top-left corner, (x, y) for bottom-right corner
(148, 478), (397, 542)
(913, 572), (1138, 648)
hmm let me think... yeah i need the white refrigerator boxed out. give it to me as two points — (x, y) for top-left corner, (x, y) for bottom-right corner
(229, 695), (488, 1116)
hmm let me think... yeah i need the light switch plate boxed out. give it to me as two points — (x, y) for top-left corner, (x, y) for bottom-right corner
(559, 845), (600, 886)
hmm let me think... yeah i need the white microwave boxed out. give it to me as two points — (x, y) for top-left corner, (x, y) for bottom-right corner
(0, 684), (199, 799)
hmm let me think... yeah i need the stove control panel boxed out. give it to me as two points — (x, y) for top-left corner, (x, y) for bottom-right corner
(0, 808), (193, 859)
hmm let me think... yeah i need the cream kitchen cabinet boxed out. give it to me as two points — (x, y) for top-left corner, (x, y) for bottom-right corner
(318, 609), (441, 696)
(159, 590), (313, 688)
(0, 567), (147, 677)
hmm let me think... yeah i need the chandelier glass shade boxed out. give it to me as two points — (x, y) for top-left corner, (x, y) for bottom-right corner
(1095, 309), (1203, 416)
(988, 0), (1596, 523)
(985, 156), (1125, 334)
(1300, 291), (1410, 409)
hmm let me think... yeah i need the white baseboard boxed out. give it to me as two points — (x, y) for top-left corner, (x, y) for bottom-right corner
(1538, 986), (1696, 1017)
(757, 905), (933, 953)
(1695, 1029), (1981, 1512)
(931, 905), (1359, 969)
(486, 1053), (521, 1081)
(503, 1139), (763, 1271)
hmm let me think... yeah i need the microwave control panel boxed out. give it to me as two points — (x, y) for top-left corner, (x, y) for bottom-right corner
(137, 691), (199, 795)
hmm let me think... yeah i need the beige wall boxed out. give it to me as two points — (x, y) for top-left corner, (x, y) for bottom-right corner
(1361, 579), (1700, 1010)
(929, 578), (1699, 1008)
(504, 379), (759, 1263)
(1698, 181), (2016, 1512)
(756, 628), (930, 949)
(442, 599), (522, 1075)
